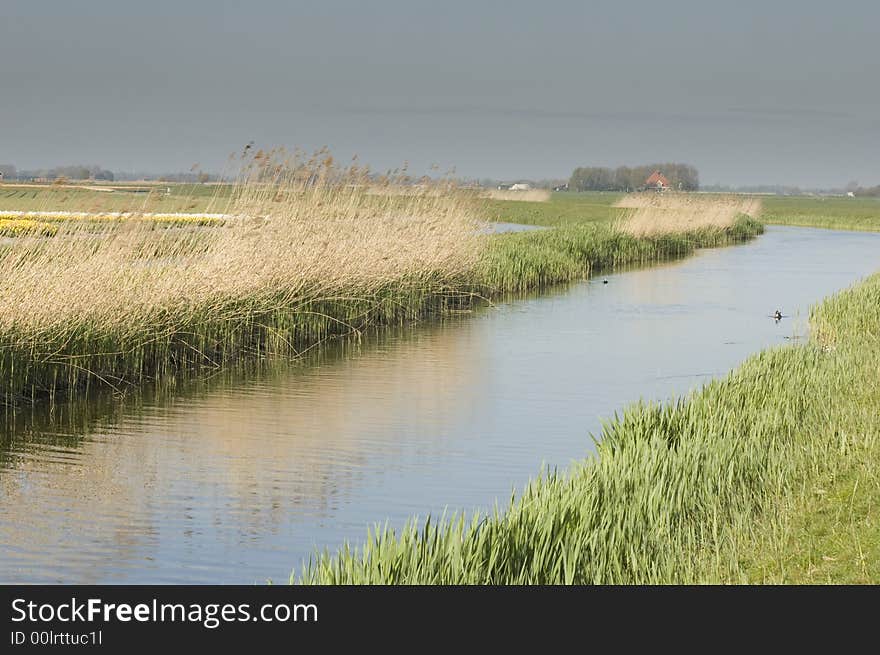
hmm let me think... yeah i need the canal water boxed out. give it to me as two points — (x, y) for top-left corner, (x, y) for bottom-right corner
(1, 226), (878, 583)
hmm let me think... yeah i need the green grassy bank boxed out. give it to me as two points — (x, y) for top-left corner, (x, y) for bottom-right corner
(715, 277), (880, 583)
(480, 215), (761, 292)
(296, 270), (880, 584)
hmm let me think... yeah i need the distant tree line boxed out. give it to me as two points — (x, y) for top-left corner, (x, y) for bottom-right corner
(0, 164), (114, 181)
(569, 163), (699, 192)
(0, 164), (227, 183)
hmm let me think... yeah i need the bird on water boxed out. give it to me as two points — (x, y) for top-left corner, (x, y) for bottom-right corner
(773, 309), (783, 322)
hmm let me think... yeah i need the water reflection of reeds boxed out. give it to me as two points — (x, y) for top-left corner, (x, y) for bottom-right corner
(0, 317), (485, 583)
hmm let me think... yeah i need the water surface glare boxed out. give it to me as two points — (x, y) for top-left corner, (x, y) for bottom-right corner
(1, 226), (878, 583)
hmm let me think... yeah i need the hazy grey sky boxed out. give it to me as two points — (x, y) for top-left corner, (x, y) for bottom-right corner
(2, 1), (878, 186)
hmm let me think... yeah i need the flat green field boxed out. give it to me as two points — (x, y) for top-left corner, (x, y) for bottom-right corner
(481, 191), (624, 227)
(482, 191), (880, 233)
(0, 183), (236, 214)
(761, 195), (880, 232)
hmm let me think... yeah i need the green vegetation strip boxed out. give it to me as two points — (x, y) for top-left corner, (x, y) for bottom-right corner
(483, 192), (880, 233)
(482, 192), (624, 227)
(480, 216), (761, 292)
(762, 196), (880, 232)
(296, 270), (880, 584)
(732, 458), (880, 583)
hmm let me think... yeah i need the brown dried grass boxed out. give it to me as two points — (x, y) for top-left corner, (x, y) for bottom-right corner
(481, 189), (551, 203)
(0, 149), (484, 398)
(615, 193), (762, 236)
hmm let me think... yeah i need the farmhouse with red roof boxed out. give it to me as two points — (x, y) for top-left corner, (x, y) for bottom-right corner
(644, 170), (670, 191)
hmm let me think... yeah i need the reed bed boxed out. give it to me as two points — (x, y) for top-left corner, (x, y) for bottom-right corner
(0, 150), (482, 404)
(615, 193), (762, 237)
(296, 271), (880, 584)
(364, 185), (453, 198)
(481, 189), (552, 203)
(0, 162), (765, 405)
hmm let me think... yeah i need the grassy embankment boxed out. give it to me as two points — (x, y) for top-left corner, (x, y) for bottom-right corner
(0, 168), (762, 405)
(694, 275), (880, 584)
(744, 194), (880, 583)
(296, 271), (880, 584)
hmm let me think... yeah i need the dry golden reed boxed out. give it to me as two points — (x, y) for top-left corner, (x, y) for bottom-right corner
(481, 189), (551, 203)
(0, 148), (484, 400)
(364, 185), (454, 198)
(615, 193), (762, 236)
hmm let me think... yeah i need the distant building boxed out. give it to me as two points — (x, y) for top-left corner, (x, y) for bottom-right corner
(644, 170), (670, 191)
